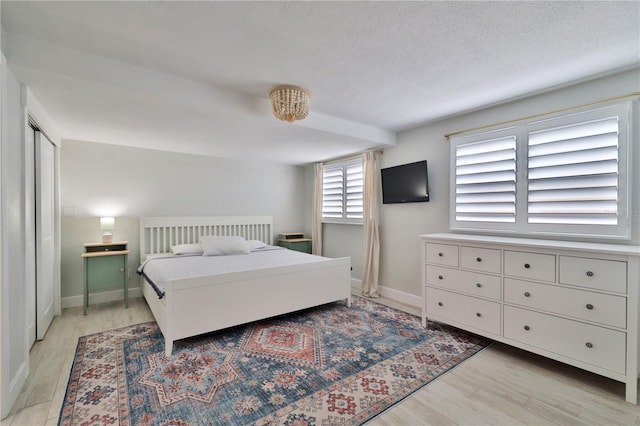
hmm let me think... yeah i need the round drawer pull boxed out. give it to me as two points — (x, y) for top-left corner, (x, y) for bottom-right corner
(438, 252), (443, 257)
(586, 271), (594, 277)
(524, 292), (531, 297)
(438, 302), (443, 307)
(524, 325), (530, 331)
(476, 257), (482, 262)
(476, 283), (482, 288)
(524, 263), (530, 269)
(586, 304), (594, 310)
(438, 275), (443, 280)
(585, 342), (593, 349)
(476, 312), (482, 317)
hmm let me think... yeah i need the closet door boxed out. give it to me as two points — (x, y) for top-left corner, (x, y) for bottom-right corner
(35, 132), (55, 339)
(25, 127), (36, 346)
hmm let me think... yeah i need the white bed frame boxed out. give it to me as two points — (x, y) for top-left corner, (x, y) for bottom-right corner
(139, 216), (352, 356)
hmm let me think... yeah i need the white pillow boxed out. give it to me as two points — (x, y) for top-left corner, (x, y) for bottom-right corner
(201, 236), (249, 256)
(171, 243), (203, 255)
(247, 240), (267, 251)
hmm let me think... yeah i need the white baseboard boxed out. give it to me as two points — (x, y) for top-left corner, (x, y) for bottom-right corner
(61, 287), (142, 309)
(350, 279), (421, 308)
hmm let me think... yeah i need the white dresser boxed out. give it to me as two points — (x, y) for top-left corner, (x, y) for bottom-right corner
(420, 233), (640, 404)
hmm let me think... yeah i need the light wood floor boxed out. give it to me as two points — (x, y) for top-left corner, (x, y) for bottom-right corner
(2, 296), (639, 425)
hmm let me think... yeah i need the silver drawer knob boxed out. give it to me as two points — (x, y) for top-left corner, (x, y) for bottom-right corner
(586, 304), (594, 310)
(586, 271), (594, 277)
(585, 342), (593, 349)
(524, 325), (530, 331)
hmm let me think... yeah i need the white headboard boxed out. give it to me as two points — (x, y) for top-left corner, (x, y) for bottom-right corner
(140, 216), (273, 262)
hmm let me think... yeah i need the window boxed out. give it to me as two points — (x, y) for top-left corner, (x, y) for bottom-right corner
(450, 101), (633, 239)
(454, 133), (517, 225)
(322, 158), (363, 224)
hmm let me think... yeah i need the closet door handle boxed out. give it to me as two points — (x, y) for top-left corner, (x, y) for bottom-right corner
(524, 325), (530, 331)
(476, 257), (482, 262)
(585, 342), (593, 349)
(476, 283), (482, 288)
(438, 302), (443, 307)
(438, 252), (443, 257)
(524, 292), (531, 297)
(586, 271), (594, 277)
(476, 312), (482, 317)
(524, 263), (531, 269)
(438, 275), (443, 280)
(586, 304), (594, 310)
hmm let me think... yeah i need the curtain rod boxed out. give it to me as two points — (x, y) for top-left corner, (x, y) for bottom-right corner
(322, 148), (384, 165)
(444, 92), (640, 140)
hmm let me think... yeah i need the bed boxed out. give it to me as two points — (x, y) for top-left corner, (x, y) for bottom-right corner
(138, 216), (352, 356)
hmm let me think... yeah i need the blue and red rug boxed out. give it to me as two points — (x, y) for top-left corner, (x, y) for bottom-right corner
(59, 296), (490, 425)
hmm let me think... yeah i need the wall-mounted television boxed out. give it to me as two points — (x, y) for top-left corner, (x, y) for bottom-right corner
(381, 160), (430, 204)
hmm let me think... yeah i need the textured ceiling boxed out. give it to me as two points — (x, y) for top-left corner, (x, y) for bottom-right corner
(2, 1), (639, 164)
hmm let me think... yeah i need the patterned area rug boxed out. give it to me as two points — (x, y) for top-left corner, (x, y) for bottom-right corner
(59, 297), (490, 425)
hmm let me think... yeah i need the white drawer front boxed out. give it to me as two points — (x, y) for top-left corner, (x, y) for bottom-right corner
(504, 278), (626, 328)
(426, 287), (501, 335)
(425, 243), (459, 267)
(504, 250), (556, 282)
(503, 306), (626, 374)
(559, 256), (627, 294)
(426, 265), (501, 300)
(460, 246), (501, 274)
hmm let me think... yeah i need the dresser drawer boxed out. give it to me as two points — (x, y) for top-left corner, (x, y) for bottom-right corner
(504, 278), (626, 328)
(504, 306), (626, 374)
(461, 246), (501, 274)
(559, 256), (627, 294)
(425, 243), (459, 267)
(426, 287), (501, 335)
(426, 265), (501, 300)
(504, 250), (556, 282)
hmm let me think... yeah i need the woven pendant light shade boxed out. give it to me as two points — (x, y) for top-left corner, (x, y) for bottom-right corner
(270, 85), (310, 122)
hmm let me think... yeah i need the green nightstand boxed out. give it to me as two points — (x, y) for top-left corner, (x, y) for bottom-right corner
(82, 241), (129, 315)
(277, 233), (312, 254)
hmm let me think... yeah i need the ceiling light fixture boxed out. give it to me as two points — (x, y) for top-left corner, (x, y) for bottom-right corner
(270, 85), (310, 122)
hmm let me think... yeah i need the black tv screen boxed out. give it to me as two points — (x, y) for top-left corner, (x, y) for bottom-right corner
(381, 160), (430, 204)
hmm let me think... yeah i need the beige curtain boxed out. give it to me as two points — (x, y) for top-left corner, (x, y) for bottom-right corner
(311, 162), (323, 256)
(361, 151), (381, 298)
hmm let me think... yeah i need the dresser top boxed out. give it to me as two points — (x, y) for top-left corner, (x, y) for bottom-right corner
(420, 233), (640, 257)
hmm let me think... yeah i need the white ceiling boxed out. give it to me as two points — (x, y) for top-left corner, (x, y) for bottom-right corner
(2, 1), (639, 165)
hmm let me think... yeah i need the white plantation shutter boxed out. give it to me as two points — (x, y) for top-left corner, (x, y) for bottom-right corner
(449, 100), (632, 239)
(323, 158), (363, 224)
(454, 134), (517, 224)
(346, 162), (364, 219)
(528, 116), (620, 225)
(322, 167), (344, 219)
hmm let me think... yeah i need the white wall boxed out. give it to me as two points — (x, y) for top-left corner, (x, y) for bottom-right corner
(60, 140), (309, 304)
(312, 69), (640, 304)
(0, 54), (28, 419)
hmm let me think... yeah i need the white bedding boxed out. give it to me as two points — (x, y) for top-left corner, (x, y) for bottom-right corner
(140, 246), (333, 293)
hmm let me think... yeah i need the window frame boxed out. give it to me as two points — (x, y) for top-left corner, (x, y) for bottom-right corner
(449, 100), (634, 240)
(322, 157), (364, 225)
